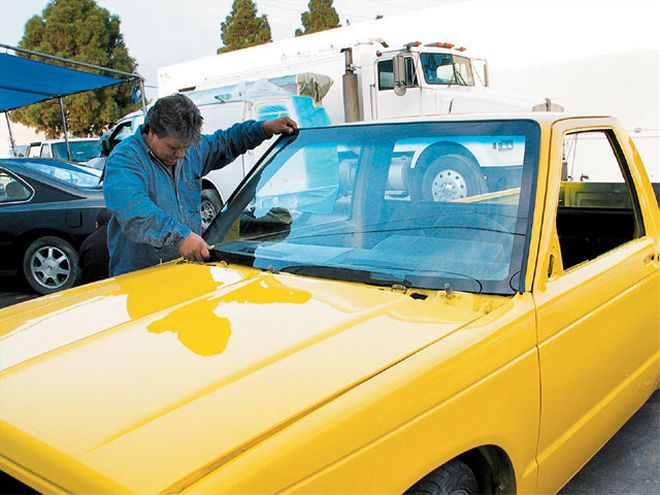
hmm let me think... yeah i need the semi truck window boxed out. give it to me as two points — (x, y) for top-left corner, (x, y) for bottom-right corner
(378, 59), (394, 90)
(421, 53), (474, 86)
(556, 130), (644, 270)
(453, 56), (474, 86)
(378, 58), (417, 90)
(404, 57), (419, 87)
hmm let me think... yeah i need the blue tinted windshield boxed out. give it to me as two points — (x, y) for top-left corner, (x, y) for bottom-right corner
(205, 120), (540, 294)
(52, 140), (101, 162)
(27, 161), (101, 188)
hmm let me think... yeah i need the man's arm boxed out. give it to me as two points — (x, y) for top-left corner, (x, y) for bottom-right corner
(104, 150), (192, 249)
(198, 117), (297, 175)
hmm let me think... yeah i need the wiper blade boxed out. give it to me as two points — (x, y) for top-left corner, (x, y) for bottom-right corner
(278, 264), (411, 287)
(210, 246), (254, 265)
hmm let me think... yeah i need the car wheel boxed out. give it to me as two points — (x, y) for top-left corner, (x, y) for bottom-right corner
(421, 154), (486, 201)
(22, 236), (80, 295)
(201, 188), (223, 231)
(405, 460), (479, 495)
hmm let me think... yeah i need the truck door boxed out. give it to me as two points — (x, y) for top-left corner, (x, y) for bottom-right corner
(533, 120), (659, 493)
(374, 56), (422, 120)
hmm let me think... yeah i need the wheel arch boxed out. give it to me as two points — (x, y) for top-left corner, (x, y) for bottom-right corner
(201, 177), (225, 204)
(457, 445), (516, 494)
(17, 229), (80, 253)
(407, 444), (516, 495)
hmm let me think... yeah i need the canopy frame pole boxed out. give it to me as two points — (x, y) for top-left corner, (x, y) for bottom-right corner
(4, 112), (16, 156)
(139, 79), (148, 115)
(59, 98), (71, 161)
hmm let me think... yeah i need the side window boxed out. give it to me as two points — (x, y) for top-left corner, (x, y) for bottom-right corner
(378, 59), (394, 90)
(0, 171), (32, 203)
(557, 130), (644, 270)
(378, 58), (418, 91)
(40, 144), (52, 158)
(404, 57), (419, 88)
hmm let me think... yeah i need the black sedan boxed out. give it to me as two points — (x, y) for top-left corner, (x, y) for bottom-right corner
(0, 158), (104, 295)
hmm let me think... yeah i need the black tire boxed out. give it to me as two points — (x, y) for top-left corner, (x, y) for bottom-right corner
(22, 236), (80, 295)
(420, 153), (486, 202)
(201, 188), (223, 231)
(405, 460), (479, 495)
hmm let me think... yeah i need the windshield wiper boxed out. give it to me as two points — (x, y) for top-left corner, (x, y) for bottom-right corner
(278, 264), (483, 293)
(210, 246), (254, 265)
(278, 264), (411, 287)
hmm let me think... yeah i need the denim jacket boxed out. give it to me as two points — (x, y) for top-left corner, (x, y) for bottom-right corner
(104, 121), (265, 276)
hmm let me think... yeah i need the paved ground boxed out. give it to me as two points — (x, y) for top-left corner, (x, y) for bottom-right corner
(0, 273), (658, 493)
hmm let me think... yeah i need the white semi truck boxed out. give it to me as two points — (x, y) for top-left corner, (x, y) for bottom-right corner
(161, 39), (559, 125)
(155, 39), (561, 221)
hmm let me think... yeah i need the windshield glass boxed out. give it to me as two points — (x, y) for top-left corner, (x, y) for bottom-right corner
(27, 161), (101, 188)
(420, 53), (474, 86)
(52, 140), (101, 162)
(205, 121), (540, 295)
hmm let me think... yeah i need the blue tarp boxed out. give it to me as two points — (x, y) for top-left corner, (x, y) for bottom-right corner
(0, 52), (127, 112)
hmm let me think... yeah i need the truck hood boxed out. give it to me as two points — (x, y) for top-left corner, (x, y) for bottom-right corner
(0, 262), (504, 493)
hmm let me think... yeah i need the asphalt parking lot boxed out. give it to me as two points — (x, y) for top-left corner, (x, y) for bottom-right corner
(0, 273), (657, 493)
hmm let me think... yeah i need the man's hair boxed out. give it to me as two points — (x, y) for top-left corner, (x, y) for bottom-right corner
(143, 94), (203, 145)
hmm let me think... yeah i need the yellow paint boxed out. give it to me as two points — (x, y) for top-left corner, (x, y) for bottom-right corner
(0, 114), (657, 494)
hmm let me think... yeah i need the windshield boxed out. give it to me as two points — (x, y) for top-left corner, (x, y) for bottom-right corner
(27, 161), (101, 188)
(205, 121), (540, 295)
(420, 53), (474, 86)
(52, 140), (101, 162)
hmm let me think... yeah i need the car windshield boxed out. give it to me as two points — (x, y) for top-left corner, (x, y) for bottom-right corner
(52, 140), (101, 162)
(205, 120), (540, 295)
(420, 53), (474, 86)
(27, 161), (101, 188)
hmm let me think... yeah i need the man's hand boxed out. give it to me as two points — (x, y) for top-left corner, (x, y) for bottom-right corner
(178, 233), (212, 262)
(263, 117), (298, 138)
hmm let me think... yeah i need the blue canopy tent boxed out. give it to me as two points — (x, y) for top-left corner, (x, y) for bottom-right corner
(0, 43), (145, 159)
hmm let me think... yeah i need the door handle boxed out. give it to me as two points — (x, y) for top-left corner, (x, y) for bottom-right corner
(643, 253), (657, 265)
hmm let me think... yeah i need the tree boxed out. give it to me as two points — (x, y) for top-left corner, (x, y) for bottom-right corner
(295, 0), (340, 37)
(219, 0), (271, 54)
(11, 0), (138, 138)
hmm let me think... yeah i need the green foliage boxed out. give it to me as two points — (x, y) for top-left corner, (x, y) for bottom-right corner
(295, 0), (341, 37)
(219, 0), (272, 54)
(10, 0), (138, 138)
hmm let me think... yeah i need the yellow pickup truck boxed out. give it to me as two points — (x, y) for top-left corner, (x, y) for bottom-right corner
(1, 113), (658, 494)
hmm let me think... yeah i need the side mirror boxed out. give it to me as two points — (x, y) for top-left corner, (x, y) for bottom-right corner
(393, 54), (407, 96)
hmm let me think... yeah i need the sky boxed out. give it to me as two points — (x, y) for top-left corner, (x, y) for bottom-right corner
(0, 0), (448, 97)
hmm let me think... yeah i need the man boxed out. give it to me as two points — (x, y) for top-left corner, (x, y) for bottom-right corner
(79, 208), (111, 283)
(103, 93), (297, 276)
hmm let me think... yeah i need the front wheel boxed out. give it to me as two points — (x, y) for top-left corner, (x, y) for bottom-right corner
(405, 460), (479, 495)
(421, 154), (486, 202)
(22, 236), (80, 295)
(201, 188), (223, 231)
